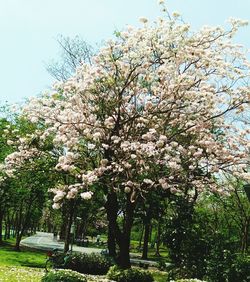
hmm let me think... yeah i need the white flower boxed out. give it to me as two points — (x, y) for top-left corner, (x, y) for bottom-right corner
(80, 191), (93, 200)
(124, 186), (131, 193)
(53, 191), (66, 202)
(102, 143), (109, 150)
(52, 203), (61, 209)
(93, 132), (102, 140)
(87, 143), (96, 150)
(100, 159), (109, 166)
(143, 178), (154, 185)
(7, 140), (14, 145)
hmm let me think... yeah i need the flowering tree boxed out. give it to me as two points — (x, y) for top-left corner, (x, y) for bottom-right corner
(0, 114), (61, 250)
(6, 4), (250, 267)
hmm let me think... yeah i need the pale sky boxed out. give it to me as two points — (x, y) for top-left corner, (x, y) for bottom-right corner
(1, 0), (250, 104)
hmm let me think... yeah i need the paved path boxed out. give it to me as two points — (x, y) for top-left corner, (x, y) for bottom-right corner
(21, 232), (164, 267)
(21, 232), (102, 254)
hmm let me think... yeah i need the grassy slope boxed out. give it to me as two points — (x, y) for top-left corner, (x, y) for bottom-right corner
(0, 266), (43, 282)
(0, 238), (168, 281)
(151, 270), (168, 282)
(0, 238), (46, 281)
(0, 239), (46, 268)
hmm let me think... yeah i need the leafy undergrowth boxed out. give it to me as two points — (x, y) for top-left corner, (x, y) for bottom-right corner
(0, 266), (44, 282)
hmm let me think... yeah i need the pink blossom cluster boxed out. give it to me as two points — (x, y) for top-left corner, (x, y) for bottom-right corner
(7, 11), (250, 206)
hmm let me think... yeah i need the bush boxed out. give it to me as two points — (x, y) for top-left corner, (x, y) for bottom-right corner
(163, 196), (247, 281)
(229, 254), (250, 282)
(41, 269), (87, 282)
(64, 253), (113, 275)
(107, 265), (154, 282)
(176, 278), (206, 282)
(205, 252), (250, 282)
(163, 198), (210, 279)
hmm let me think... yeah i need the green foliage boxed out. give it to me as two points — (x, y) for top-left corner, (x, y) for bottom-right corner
(42, 269), (87, 282)
(176, 279), (205, 282)
(164, 197), (209, 279)
(229, 254), (250, 282)
(204, 245), (234, 281)
(64, 253), (113, 275)
(157, 260), (168, 271)
(205, 253), (250, 282)
(107, 265), (154, 282)
(150, 270), (168, 282)
(164, 193), (250, 281)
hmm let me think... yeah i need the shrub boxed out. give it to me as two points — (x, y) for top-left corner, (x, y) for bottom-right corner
(205, 248), (234, 282)
(228, 254), (250, 282)
(107, 265), (154, 282)
(157, 259), (174, 271)
(176, 278), (206, 282)
(205, 252), (250, 282)
(41, 269), (87, 282)
(64, 253), (113, 275)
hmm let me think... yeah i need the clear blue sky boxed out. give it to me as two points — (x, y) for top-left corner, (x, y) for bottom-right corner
(1, 0), (250, 104)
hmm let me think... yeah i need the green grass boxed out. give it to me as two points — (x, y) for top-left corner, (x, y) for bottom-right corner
(129, 245), (170, 262)
(0, 238), (46, 281)
(151, 270), (168, 282)
(0, 238), (47, 268)
(0, 266), (44, 282)
(0, 237), (169, 281)
(84, 235), (170, 262)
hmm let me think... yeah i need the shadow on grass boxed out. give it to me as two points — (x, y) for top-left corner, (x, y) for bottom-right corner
(0, 240), (46, 268)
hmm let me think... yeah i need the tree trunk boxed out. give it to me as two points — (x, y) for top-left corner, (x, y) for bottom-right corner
(60, 221), (66, 240)
(117, 233), (131, 269)
(149, 224), (153, 243)
(142, 221), (150, 259)
(6, 214), (11, 239)
(105, 193), (119, 258)
(14, 197), (35, 251)
(15, 233), (23, 251)
(4, 219), (7, 240)
(105, 193), (135, 269)
(138, 224), (144, 250)
(60, 206), (68, 240)
(241, 217), (249, 253)
(14, 206), (22, 251)
(64, 201), (74, 253)
(47, 219), (53, 233)
(15, 221), (28, 251)
(117, 197), (135, 269)
(155, 219), (161, 257)
(142, 204), (153, 260)
(107, 224), (117, 257)
(0, 209), (3, 245)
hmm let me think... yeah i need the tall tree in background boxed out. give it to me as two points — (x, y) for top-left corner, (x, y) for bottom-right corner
(46, 35), (93, 81)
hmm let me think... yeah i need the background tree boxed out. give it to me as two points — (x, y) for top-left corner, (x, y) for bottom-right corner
(46, 35), (93, 81)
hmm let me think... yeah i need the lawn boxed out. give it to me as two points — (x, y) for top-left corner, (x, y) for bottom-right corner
(0, 238), (168, 281)
(0, 239), (46, 268)
(0, 239), (46, 281)
(0, 266), (44, 282)
(151, 270), (169, 282)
